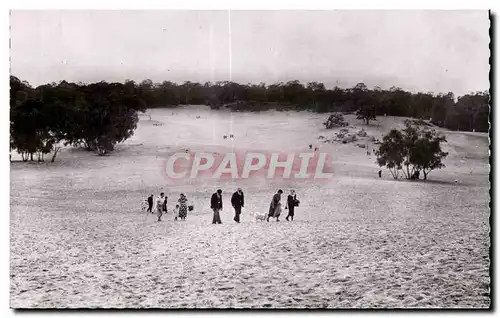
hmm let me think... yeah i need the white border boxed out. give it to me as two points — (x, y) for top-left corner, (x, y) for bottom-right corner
(5, 0), (498, 10)
(2, 1), (497, 318)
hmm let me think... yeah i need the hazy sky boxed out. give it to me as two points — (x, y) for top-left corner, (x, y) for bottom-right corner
(10, 10), (490, 96)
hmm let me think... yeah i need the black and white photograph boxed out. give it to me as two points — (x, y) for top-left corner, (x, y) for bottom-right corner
(8, 6), (492, 310)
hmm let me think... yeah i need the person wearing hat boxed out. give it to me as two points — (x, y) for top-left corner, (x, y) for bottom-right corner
(267, 189), (283, 222)
(210, 189), (223, 224)
(231, 188), (245, 223)
(285, 190), (298, 221)
(147, 194), (154, 213)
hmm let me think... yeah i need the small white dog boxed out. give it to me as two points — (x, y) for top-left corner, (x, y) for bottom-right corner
(255, 212), (267, 222)
(141, 200), (148, 212)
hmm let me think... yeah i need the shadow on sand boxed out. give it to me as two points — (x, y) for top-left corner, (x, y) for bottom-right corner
(390, 178), (464, 186)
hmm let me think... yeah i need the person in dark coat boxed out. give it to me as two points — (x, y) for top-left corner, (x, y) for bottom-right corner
(210, 189), (223, 224)
(231, 188), (244, 223)
(285, 190), (298, 221)
(147, 194), (154, 213)
(378, 170), (382, 178)
(162, 194), (168, 213)
(267, 189), (283, 222)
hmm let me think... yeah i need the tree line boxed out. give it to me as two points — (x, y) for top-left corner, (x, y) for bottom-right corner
(10, 76), (146, 161)
(10, 76), (489, 162)
(120, 79), (490, 132)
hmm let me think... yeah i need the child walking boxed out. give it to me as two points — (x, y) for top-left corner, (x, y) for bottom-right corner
(156, 192), (166, 222)
(174, 204), (180, 221)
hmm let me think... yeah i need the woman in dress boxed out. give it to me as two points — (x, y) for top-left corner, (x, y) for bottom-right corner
(267, 189), (283, 222)
(178, 193), (188, 220)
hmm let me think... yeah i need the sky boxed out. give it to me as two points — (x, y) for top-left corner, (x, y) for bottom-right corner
(10, 10), (490, 96)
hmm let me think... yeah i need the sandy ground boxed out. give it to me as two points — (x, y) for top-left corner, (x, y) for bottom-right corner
(10, 106), (490, 308)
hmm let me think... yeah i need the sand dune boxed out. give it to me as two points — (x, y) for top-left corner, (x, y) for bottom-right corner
(10, 106), (490, 308)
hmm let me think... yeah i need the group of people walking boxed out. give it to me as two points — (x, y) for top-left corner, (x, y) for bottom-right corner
(209, 188), (299, 224)
(145, 192), (191, 222)
(209, 188), (245, 224)
(266, 189), (299, 222)
(144, 188), (299, 224)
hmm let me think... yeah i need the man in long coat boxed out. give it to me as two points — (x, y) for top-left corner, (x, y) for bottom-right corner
(231, 188), (244, 223)
(210, 189), (223, 224)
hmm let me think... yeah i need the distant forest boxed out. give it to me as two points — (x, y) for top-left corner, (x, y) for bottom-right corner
(136, 79), (490, 133)
(12, 77), (490, 131)
(10, 76), (490, 161)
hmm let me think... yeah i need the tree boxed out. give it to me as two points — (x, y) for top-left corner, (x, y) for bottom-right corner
(307, 81), (327, 111)
(384, 87), (412, 117)
(374, 129), (405, 179)
(12, 79), (146, 159)
(473, 104), (489, 132)
(10, 76), (48, 162)
(35, 81), (81, 158)
(10, 97), (57, 162)
(410, 128), (448, 180)
(283, 80), (306, 105)
(356, 105), (377, 125)
(430, 92), (454, 127)
(456, 91), (490, 132)
(376, 119), (448, 180)
(78, 82), (145, 155)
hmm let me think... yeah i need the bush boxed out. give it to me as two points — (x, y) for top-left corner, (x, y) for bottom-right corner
(324, 113), (348, 129)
